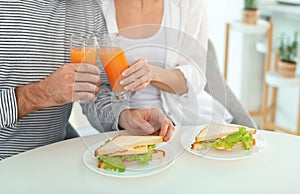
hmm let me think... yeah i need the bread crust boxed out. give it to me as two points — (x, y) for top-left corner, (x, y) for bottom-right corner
(94, 136), (163, 157)
(195, 123), (257, 142)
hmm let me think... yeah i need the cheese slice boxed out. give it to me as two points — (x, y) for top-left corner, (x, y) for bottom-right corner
(108, 145), (148, 156)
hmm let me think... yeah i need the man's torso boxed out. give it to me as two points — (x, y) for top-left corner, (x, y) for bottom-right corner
(0, 0), (106, 160)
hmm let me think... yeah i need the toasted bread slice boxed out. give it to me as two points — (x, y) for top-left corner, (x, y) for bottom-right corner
(98, 150), (165, 168)
(195, 123), (257, 142)
(191, 138), (256, 151)
(94, 136), (163, 157)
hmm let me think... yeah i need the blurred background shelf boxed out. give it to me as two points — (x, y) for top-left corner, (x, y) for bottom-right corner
(230, 20), (270, 34)
(258, 0), (300, 134)
(259, 1), (300, 20)
(266, 71), (300, 87)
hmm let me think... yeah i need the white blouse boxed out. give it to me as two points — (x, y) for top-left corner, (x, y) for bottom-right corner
(101, 0), (233, 125)
(121, 33), (166, 109)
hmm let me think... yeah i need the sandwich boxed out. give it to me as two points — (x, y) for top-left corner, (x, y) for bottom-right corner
(191, 123), (256, 151)
(94, 135), (165, 172)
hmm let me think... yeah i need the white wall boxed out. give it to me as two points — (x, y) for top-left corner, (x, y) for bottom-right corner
(204, 0), (272, 69)
(205, 0), (300, 132)
(204, 0), (266, 111)
(204, 0), (243, 70)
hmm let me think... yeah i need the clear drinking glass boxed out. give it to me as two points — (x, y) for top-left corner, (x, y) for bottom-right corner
(70, 33), (98, 102)
(70, 33), (97, 66)
(97, 33), (131, 100)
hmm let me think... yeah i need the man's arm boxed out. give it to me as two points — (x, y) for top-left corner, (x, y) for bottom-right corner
(81, 62), (174, 140)
(0, 88), (18, 128)
(81, 82), (129, 132)
(0, 63), (100, 127)
(15, 82), (52, 119)
(81, 83), (174, 141)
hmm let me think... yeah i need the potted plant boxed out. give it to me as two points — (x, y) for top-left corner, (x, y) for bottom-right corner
(242, 0), (259, 25)
(278, 32), (298, 78)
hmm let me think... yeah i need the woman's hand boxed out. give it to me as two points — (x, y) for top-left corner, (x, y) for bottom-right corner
(120, 58), (155, 92)
(120, 58), (188, 95)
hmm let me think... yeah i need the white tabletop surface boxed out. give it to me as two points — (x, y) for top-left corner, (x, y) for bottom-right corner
(0, 126), (300, 194)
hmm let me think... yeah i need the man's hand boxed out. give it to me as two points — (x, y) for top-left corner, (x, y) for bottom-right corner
(40, 63), (101, 104)
(16, 63), (101, 118)
(119, 108), (174, 141)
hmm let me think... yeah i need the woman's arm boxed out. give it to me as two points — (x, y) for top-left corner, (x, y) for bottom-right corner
(151, 66), (187, 95)
(119, 0), (208, 96)
(120, 59), (187, 95)
(171, 0), (208, 95)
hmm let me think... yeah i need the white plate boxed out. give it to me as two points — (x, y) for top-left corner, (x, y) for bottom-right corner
(83, 141), (176, 178)
(180, 124), (268, 160)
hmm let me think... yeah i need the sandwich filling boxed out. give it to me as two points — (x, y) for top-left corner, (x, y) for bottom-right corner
(98, 144), (156, 172)
(196, 126), (254, 150)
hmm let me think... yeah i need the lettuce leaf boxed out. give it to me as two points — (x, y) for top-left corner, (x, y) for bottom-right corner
(122, 144), (156, 165)
(200, 126), (253, 150)
(98, 155), (126, 172)
(98, 144), (156, 173)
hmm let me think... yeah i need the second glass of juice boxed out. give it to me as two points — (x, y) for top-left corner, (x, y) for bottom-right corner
(98, 34), (130, 99)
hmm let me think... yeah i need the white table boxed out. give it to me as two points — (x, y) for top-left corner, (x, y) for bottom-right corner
(0, 127), (300, 194)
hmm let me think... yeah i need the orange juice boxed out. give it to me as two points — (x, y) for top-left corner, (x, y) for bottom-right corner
(70, 47), (97, 66)
(99, 47), (129, 92)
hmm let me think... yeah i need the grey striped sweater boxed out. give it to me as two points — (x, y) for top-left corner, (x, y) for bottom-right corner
(0, 0), (121, 160)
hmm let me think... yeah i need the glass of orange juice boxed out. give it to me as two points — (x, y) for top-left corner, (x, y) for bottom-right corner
(70, 33), (97, 66)
(70, 33), (98, 103)
(98, 33), (130, 100)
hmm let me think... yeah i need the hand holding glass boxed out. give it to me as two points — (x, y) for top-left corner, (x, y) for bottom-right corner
(70, 33), (99, 102)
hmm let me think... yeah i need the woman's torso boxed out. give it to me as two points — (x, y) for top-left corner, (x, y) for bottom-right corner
(102, 0), (233, 124)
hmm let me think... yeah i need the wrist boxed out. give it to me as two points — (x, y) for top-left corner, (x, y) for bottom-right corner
(118, 109), (129, 128)
(150, 65), (163, 83)
(15, 82), (50, 118)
